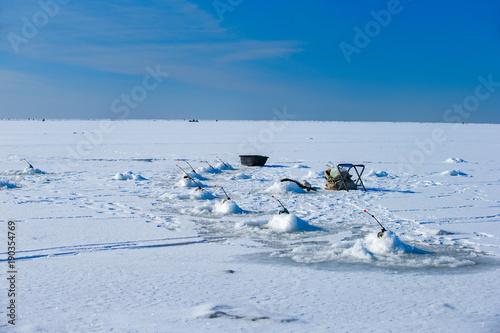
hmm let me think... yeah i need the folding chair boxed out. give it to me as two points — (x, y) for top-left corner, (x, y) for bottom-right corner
(336, 163), (366, 192)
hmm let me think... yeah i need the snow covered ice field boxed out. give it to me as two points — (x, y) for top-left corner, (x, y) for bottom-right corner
(1, 120), (499, 332)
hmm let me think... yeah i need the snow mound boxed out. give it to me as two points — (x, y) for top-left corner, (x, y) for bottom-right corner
(327, 231), (429, 262)
(161, 188), (215, 200)
(367, 170), (388, 177)
(216, 162), (235, 170)
(441, 170), (468, 177)
(196, 165), (222, 174)
(363, 231), (428, 255)
(304, 170), (323, 179)
(113, 171), (147, 180)
(0, 179), (19, 189)
(187, 189), (215, 200)
(265, 214), (320, 232)
(292, 164), (309, 169)
(213, 200), (243, 214)
(444, 157), (467, 163)
(264, 181), (306, 194)
(176, 177), (204, 188)
(187, 172), (208, 180)
(23, 167), (45, 174)
(228, 173), (251, 180)
(289, 233), (473, 268)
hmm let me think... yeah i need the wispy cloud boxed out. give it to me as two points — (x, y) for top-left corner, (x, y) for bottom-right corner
(0, 0), (303, 79)
(0, 68), (50, 91)
(214, 41), (304, 62)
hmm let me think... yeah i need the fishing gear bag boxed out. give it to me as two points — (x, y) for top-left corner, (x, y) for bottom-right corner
(324, 167), (357, 191)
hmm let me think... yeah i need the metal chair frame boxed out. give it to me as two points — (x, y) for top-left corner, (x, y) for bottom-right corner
(335, 163), (366, 192)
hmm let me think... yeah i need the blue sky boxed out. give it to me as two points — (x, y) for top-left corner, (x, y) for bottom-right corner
(1, 0), (499, 122)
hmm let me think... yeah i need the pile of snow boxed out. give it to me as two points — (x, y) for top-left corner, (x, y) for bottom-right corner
(196, 165), (222, 174)
(367, 170), (388, 177)
(444, 157), (467, 163)
(441, 170), (468, 177)
(288, 231), (432, 263)
(0, 179), (19, 189)
(304, 170), (323, 179)
(216, 162), (235, 170)
(228, 173), (251, 180)
(161, 188), (215, 201)
(265, 214), (320, 232)
(326, 230), (431, 264)
(213, 200), (243, 214)
(113, 171), (147, 181)
(292, 164), (309, 169)
(23, 166), (45, 174)
(363, 231), (428, 255)
(187, 172), (208, 180)
(176, 177), (204, 188)
(264, 181), (306, 194)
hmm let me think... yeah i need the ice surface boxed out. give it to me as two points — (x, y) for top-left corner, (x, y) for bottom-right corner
(1, 120), (499, 332)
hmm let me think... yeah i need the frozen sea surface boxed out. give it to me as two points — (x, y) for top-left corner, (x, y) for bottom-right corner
(1, 120), (499, 332)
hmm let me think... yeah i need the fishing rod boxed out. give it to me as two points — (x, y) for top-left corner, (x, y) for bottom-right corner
(183, 160), (197, 173)
(22, 159), (33, 169)
(214, 185), (230, 201)
(201, 160), (216, 170)
(176, 165), (202, 190)
(216, 156), (228, 168)
(364, 210), (386, 238)
(272, 195), (289, 215)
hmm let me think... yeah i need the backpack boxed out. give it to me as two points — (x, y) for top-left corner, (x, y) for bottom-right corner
(324, 168), (357, 190)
